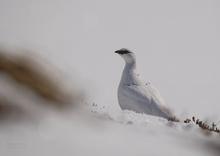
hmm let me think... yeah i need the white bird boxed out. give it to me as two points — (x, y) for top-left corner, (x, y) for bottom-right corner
(115, 48), (178, 121)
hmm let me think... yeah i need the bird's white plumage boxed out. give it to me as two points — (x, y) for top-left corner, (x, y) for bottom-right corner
(116, 49), (175, 120)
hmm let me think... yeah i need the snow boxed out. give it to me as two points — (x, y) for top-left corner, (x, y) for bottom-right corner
(0, 100), (219, 156)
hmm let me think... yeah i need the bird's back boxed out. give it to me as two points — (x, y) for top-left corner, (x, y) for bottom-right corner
(118, 82), (174, 119)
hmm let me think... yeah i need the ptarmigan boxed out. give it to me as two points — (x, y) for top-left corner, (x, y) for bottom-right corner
(115, 48), (178, 121)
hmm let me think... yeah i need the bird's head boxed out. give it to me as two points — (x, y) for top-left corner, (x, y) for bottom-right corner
(115, 48), (136, 64)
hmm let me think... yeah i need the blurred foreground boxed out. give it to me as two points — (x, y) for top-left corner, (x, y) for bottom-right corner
(0, 48), (83, 123)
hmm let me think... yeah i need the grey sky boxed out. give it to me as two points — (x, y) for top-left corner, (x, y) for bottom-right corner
(0, 0), (220, 118)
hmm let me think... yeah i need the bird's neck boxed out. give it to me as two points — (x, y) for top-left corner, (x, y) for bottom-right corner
(120, 61), (140, 85)
(124, 61), (136, 72)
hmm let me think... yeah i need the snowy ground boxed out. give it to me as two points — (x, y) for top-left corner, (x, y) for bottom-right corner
(0, 98), (219, 156)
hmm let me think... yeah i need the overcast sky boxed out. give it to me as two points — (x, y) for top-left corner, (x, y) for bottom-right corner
(0, 0), (220, 118)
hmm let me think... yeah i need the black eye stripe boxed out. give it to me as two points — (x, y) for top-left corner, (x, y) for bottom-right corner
(115, 49), (131, 54)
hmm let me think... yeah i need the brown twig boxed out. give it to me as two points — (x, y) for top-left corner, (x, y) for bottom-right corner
(184, 116), (220, 134)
